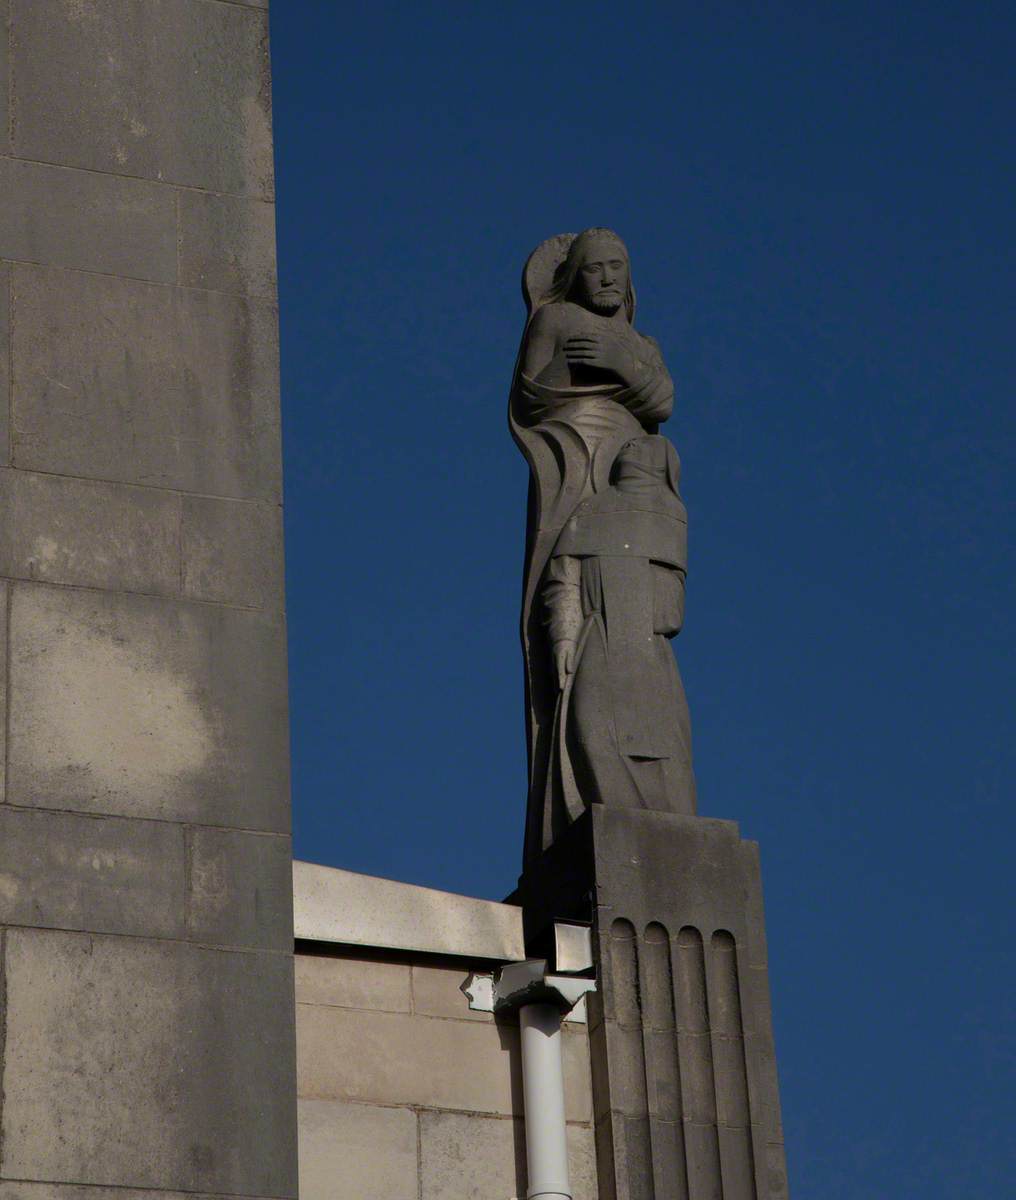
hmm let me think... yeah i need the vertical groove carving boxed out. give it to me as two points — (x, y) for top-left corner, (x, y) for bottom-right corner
(674, 926), (722, 1200)
(609, 918), (654, 1200)
(642, 922), (691, 1200)
(710, 931), (757, 1200)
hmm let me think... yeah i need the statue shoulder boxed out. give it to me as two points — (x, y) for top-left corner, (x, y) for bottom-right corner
(520, 302), (570, 378)
(527, 302), (569, 336)
(522, 302), (574, 358)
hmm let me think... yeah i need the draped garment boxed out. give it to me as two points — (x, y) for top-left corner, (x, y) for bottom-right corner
(539, 484), (695, 847)
(509, 320), (674, 863)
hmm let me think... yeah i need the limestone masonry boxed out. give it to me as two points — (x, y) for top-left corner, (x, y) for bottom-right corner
(293, 862), (595, 1200)
(0, 6), (789, 1200)
(0, 1), (296, 1195)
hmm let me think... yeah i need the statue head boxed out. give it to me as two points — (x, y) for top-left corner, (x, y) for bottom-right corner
(613, 435), (682, 498)
(542, 228), (635, 321)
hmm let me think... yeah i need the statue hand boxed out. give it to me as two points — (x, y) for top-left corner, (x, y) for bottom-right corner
(564, 332), (637, 379)
(554, 642), (576, 690)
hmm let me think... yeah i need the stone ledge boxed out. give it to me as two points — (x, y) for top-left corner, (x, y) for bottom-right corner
(294, 859), (525, 962)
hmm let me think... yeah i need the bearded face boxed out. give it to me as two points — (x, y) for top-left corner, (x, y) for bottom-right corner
(572, 237), (630, 315)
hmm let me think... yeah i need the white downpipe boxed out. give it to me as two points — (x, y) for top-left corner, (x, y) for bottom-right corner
(519, 1002), (571, 1200)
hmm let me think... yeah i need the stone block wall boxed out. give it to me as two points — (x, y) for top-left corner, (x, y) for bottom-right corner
(295, 948), (599, 1200)
(0, 2), (296, 1196)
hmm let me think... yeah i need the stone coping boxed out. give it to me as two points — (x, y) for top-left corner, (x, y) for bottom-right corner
(293, 860), (526, 962)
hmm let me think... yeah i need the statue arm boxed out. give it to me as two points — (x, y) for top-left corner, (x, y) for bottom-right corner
(623, 335), (674, 424)
(559, 327), (674, 421)
(543, 555), (583, 688)
(521, 305), (565, 384)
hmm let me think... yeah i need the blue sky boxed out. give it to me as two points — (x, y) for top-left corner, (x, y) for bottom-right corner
(270, 3), (1014, 1195)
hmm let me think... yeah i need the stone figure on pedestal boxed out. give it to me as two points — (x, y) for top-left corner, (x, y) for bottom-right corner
(543, 433), (695, 820)
(509, 229), (695, 861)
(509, 232), (789, 1200)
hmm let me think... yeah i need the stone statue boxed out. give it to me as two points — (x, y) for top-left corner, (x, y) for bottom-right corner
(509, 229), (695, 861)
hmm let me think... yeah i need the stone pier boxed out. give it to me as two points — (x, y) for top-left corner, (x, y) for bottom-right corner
(0, 2), (297, 1196)
(512, 808), (789, 1200)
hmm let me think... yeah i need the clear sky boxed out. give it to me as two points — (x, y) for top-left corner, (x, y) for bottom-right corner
(270, 3), (1014, 1195)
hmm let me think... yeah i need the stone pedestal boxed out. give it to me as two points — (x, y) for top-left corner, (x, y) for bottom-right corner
(512, 808), (789, 1200)
(0, 2), (296, 1196)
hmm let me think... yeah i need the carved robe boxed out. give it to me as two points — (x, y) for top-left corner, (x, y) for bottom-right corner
(536, 437), (696, 851)
(510, 237), (674, 862)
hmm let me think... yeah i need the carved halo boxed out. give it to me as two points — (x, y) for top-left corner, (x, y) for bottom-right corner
(521, 232), (575, 316)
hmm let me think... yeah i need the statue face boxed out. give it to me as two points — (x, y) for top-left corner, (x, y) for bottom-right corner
(573, 237), (629, 314)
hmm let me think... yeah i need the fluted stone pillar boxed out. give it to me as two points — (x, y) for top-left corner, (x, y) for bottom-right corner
(513, 809), (789, 1200)
(0, 2), (297, 1196)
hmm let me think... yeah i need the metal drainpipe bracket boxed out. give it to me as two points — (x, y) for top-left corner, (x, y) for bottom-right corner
(461, 971), (495, 1013)
(462, 959), (596, 1016)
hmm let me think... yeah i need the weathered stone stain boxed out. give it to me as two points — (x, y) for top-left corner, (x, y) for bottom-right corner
(9, 586), (214, 816)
